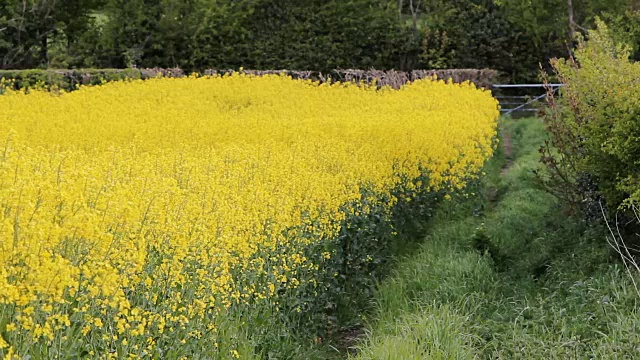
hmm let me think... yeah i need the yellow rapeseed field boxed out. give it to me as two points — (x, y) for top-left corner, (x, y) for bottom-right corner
(0, 74), (498, 358)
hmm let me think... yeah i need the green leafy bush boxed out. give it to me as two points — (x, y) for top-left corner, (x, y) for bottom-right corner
(540, 20), (640, 214)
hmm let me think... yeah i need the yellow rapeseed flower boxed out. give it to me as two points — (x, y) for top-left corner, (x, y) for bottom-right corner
(0, 74), (498, 357)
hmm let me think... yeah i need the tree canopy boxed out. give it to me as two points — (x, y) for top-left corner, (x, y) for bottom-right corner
(0, 0), (637, 82)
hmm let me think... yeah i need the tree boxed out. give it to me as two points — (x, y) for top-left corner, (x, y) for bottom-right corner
(96, 0), (410, 71)
(568, 0), (577, 47)
(0, 0), (104, 69)
(0, 0), (56, 68)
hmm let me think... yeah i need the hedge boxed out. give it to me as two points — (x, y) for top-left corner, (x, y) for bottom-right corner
(0, 68), (498, 92)
(0, 68), (184, 91)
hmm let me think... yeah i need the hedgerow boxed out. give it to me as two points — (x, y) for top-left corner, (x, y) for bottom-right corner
(0, 68), (498, 92)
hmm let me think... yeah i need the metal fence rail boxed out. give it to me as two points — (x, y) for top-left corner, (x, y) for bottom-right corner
(492, 84), (564, 115)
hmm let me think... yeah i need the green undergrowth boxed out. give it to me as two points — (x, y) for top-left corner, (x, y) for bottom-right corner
(352, 117), (640, 359)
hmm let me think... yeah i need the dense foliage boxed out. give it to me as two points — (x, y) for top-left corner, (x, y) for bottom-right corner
(540, 21), (640, 215)
(1, 0), (638, 82)
(0, 75), (498, 358)
(0, 68), (183, 92)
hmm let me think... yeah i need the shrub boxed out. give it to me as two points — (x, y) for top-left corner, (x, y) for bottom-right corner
(540, 20), (640, 216)
(0, 68), (184, 92)
(0, 68), (498, 92)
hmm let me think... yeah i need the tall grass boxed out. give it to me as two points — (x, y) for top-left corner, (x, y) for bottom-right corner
(352, 117), (640, 359)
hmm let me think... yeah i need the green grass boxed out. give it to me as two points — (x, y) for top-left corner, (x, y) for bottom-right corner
(351, 117), (640, 359)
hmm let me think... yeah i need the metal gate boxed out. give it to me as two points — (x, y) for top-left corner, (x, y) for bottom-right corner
(491, 84), (563, 116)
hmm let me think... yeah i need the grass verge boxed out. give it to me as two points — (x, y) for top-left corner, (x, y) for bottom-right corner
(352, 117), (640, 359)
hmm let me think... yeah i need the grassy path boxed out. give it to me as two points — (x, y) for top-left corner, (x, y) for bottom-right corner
(350, 118), (640, 359)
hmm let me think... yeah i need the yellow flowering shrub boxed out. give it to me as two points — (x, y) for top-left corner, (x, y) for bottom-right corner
(0, 74), (498, 358)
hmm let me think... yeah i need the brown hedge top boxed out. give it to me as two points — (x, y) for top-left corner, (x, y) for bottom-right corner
(0, 68), (498, 91)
